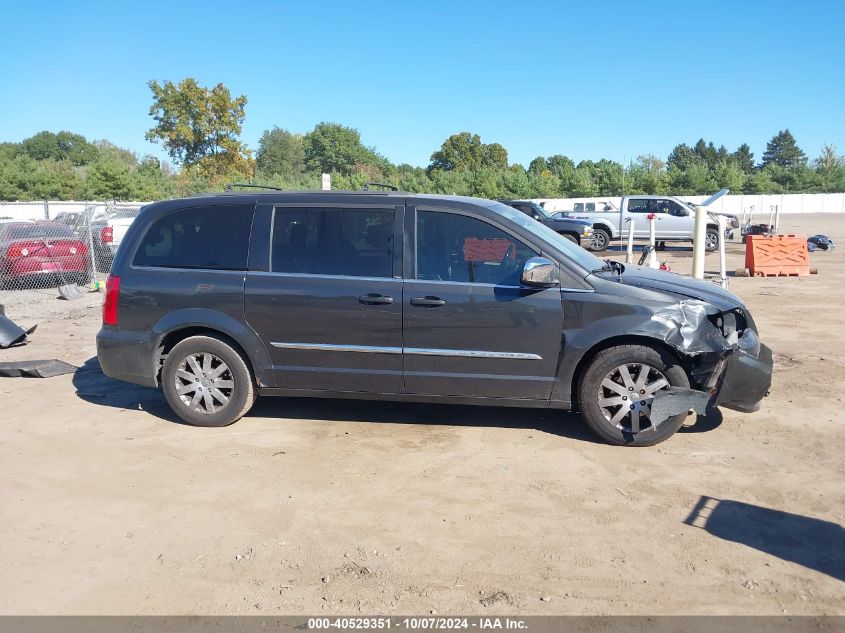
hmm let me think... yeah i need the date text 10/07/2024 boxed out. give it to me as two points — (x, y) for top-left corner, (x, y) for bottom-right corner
(307, 617), (528, 630)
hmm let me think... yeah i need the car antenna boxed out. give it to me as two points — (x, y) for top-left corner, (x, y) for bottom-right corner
(224, 183), (285, 192)
(361, 182), (398, 191)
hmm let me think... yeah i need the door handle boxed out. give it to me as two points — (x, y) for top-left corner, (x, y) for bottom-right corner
(359, 293), (395, 305)
(410, 296), (447, 307)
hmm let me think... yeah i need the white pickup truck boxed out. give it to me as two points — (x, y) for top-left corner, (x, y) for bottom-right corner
(562, 190), (730, 252)
(91, 210), (139, 271)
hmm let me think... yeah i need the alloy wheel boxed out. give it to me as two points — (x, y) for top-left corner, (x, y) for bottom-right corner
(597, 363), (670, 434)
(174, 352), (235, 414)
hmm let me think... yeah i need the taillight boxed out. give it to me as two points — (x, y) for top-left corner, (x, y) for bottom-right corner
(101, 226), (113, 244)
(103, 275), (120, 326)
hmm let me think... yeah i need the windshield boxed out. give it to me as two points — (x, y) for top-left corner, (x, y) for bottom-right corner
(528, 202), (551, 220)
(484, 201), (605, 273)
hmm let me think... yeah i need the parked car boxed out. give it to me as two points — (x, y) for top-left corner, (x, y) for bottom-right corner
(97, 190), (772, 446)
(498, 199), (594, 246)
(561, 190), (730, 252)
(90, 210), (139, 271)
(0, 222), (90, 287)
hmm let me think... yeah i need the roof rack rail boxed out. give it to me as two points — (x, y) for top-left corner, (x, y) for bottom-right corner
(224, 183), (285, 192)
(361, 182), (398, 192)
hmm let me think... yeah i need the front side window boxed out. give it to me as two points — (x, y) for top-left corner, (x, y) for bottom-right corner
(416, 210), (536, 285)
(133, 205), (254, 270)
(666, 200), (686, 216)
(271, 207), (394, 278)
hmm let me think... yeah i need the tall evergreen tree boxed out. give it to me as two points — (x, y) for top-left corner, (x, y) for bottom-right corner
(761, 129), (807, 168)
(732, 143), (755, 173)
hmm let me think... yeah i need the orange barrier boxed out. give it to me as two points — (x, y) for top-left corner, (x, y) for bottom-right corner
(744, 234), (810, 277)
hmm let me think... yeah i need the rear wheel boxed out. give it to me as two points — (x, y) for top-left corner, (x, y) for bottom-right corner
(590, 227), (611, 252)
(161, 335), (256, 427)
(704, 228), (719, 252)
(578, 344), (690, 446)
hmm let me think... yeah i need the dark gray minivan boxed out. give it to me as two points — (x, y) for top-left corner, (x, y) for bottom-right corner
(97, 191), (772, 446)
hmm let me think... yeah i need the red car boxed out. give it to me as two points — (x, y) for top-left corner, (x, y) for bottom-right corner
(0, 222), (90, 287)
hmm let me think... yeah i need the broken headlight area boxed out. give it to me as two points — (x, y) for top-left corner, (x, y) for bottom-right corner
(707, 309), (748, 347)
(707, 308), (761, 356)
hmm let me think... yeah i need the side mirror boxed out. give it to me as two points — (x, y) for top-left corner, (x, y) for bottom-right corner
(673, 207), (690, 217)
(521, 257), (559, 287)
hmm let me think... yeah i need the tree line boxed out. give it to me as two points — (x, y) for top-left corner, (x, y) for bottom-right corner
(2, 77), (844, 202)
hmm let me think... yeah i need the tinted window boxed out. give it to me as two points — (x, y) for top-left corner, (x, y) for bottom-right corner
(628, 199), (650, 213)
(133, 205), (254, 270)
(416, 211), (536, 285)
(271, 207), (393, 278)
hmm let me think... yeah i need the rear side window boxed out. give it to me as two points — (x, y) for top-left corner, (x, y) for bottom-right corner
(628, 199), (650, 213)
(133, 205), (254, 270)
(271, 207), (394, 277)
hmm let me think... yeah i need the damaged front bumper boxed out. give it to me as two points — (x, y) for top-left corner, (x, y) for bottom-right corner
(712, 342), (773, 412)
(642, 300), (773, 420)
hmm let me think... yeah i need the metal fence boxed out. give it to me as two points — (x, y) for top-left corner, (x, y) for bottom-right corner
(0, 202), (144, 303)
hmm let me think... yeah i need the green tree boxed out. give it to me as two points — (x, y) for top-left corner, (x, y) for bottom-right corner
(626, 155), (668, 194)
(667, 143), (697, 171)
(814, 144), (845, 192)
(428, 132), (509, 173)
(19, 131), (97, 166)
(733, 143), (755, 174)
(145, 78), (251, 180)
(303, 122), (382, 176)
(761, 129), (807, 168)
(84, 159), (132, 200)
(483, 143), (509, 170)
(429, 132), (485, 172)
(95, 140), (138, 167)
(256, 127), (306, 178)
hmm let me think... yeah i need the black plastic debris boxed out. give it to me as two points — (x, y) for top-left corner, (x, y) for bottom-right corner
(807, 234), (835, 252)
(0, 314), (28, 349)
(0, 359), (77, 378)
(651, 386), (712, 426)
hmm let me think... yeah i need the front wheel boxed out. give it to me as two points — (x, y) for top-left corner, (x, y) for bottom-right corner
(161, 335), (257, 427)
(561, 232), (579, 244)
(590, 227), (611, 252)
(578, 344), (690, 446)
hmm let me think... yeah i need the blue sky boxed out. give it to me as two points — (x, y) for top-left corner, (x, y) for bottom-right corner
(1, 0), (843, 168)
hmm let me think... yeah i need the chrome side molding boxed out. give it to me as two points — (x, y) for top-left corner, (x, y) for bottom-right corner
(271, 342), (541, 360)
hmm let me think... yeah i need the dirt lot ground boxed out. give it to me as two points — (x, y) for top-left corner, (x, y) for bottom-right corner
(1, 214), (843, 616)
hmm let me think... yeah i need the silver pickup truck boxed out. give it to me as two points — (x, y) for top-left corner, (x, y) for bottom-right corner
(562, 190), (730, 252)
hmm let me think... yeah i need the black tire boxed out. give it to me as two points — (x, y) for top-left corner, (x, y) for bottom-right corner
(161, 335), (256, 427)
(578, 344), (690, 446)
(590, 227), (611, 252)
(704, 228), (719, 252)
(561, 232), (579, 244)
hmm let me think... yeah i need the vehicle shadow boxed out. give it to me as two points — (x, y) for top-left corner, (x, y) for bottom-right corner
(73, 358), (728, 442)
(72, 357), (177, 422)
(248, 395), (601, 442)
(679, 407), (724, 434)
(71, 357), (597, 441)
(684, 496), (845, 582)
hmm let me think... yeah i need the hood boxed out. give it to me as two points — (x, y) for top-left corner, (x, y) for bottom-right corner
(544, 217), (591, 228)
(606, 265), (745, 311)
